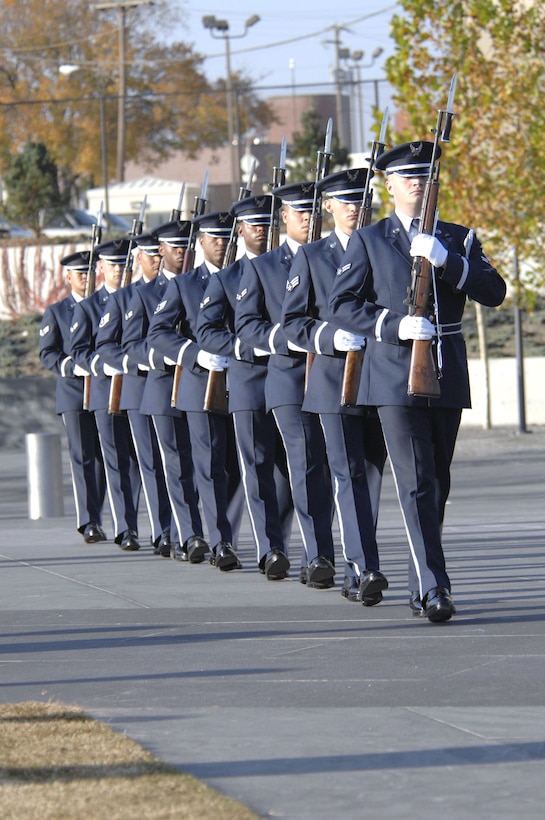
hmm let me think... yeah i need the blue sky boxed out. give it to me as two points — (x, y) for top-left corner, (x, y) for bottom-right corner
(175, 2), (399, 99)
(170, 2), (401, 151)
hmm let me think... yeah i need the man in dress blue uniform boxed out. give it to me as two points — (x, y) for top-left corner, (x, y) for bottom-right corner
(195, 195), (294, 579)
(235, 182), (336, 588)
(95, 232), (172, 555)
(328, 141), (506, 622)
(121, 220), (205, 563)
(39, 250), (106, 543)
(280, 169), (388, 605)
(69, 239), (142, 550)
(147, 211), (244, 571)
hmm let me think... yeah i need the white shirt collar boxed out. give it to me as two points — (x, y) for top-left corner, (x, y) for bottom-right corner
(334, 228), (351, 251)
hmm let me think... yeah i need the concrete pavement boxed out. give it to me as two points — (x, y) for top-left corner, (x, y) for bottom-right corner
(1, 424), (544, 819)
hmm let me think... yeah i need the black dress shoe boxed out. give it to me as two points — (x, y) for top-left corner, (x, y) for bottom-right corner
(259, 549), (290, 580)
(82, 523), (107, 544)
(409, 592), (424, 616)
(341, 576), (361, 602)
(119, 530), (140, 551)
(153, 530), (172, 557)
(184, 535), (209, 564)
(210, 541), (242, 571)
(422, 586), (456, 623)
(170, 542), (188, 562)
(304, 556), (335, 589)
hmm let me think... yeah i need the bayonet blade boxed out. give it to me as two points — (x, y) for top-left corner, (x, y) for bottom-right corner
(324, 118), (333, 154)
(176, 182), (185, 215)
(246, 158), (257, 191)
(200, 170), (209, 200)
(137, 195), (147, 223)
(279, 136), (287, 169)
(378, 107), (389, 145)
(446, 73), (457, 113)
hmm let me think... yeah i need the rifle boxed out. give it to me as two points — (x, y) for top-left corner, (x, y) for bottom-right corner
(341, 109), (389, 407)
(203, 160), (257, 414)
(267, 136), (287, 251)
(406, 74), (457, 398)
(108, 195), (147, 414)
(305, 118), (333, 389)
(170, 173), (209, 407)
(170, 183), (186, 221)
(82, 202), (103, 410)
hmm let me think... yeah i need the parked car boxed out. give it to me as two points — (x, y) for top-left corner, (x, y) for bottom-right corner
(41, 209), (131, 239)
(0, 216), (34, 238)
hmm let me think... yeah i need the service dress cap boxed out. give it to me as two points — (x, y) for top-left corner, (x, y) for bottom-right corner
(60, 250), (91, 271)
(192, 211), (234, 237)
(95, 238), (131, 264)
(132, 232), (160, 255)
(230, 195), (280, 225)
(154, 219), (191, 246)
(271, 182), (315, 211)
(375, 141), (440, 176)
(315, 167), (371, 202)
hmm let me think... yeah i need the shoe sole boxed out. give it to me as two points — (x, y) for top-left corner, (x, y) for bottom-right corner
(362, 591), (383, 607)
(426, 605), (455, 623)
(359, 574), (388, 599)
(216, 556), (242, 571)
(265, 553), (290, 581)
(307, 567), (335, 586)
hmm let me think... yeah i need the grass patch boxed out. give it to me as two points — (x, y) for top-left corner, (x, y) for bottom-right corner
(0, 701), (261, 819)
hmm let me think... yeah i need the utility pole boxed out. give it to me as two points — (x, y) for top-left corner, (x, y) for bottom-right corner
(93, 0), (153, 183)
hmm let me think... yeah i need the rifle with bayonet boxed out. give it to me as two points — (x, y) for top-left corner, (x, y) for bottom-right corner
(305, 118), (333, 389)
(203, 160), (258, 414)
(341, 109), (389, 407)
(405, 74), (457, 398)
(267, 137), (287, 252)
(170, 183), (185, 221)
(108, 195), (147, 414)
(170, 173), (210, 407)
(82, 202), (103, 410)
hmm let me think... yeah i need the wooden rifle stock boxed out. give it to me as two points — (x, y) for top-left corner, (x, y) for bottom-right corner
(340, 115), (389, 407)
(406, 75), (457, 398)
(406, 177), (441, 398)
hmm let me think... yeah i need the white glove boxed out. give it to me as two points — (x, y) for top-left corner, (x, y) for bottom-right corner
(73, 364), (89, 377)
(410, 233), (448, 268)
(254, 347), (270, 357)
(197, 350), (229, 371)
(138, 363), (150, 372)
(164, 356), (177, 367)
(103, 362), (123, 377)
(398, 315), (436, 341)
(333, 329), (366, 352)
(287, 339), (307, 353)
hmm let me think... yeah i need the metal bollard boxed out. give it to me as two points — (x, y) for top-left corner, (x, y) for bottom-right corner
(25, 432), (65, 520)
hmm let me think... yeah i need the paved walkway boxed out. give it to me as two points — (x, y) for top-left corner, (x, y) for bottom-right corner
(1, 424), (544, 819)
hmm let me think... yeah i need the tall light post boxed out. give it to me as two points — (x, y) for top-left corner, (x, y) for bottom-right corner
(202, 14), (260, 199)
(341, 47), (384, 152)
(92, 0), (153, 183)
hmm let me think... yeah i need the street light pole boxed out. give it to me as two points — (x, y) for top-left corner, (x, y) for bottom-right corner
(92, 0), (153, 183)
(203, 14), (260, 200)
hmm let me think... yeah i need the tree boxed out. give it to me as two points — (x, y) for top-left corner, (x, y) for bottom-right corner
(2, 141), (61, 235)
(288, 107), (350, 181)
(0, 0), (275, 213)
(384, 0), (545, 292)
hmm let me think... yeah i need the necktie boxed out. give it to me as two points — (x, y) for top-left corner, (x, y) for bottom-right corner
(408, 218), (419, 241)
